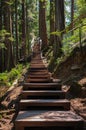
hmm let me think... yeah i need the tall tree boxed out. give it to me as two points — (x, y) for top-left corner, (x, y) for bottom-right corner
(15, 0), (19, 62)
(55, 0), (65, 32)
(54, 0), (65, 57)
(3, 0), (14, 70)
(39, 0), (47, 49)
(21, 0), (26, 59)
(50, 0), (55, 45)
(0, 0), (3, 72)
(71, 0), (74, 35)
(26, 0), (29, 54)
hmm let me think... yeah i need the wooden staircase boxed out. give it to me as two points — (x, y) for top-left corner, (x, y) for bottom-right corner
(15, 45), (84, 130)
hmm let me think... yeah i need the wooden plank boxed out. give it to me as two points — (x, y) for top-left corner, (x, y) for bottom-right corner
(21, 90), (66, 99)
(19, 99), (70, 110)
(23, 83), (61, 90)
(15, 111), (83, 127)
(25, 78), (52, 83)
(28, 74), (51, 78)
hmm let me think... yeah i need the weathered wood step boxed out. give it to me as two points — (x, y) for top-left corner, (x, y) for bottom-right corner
(28, 74), (51, 78)
(23, 83), (61, 90)
(30, 65), (45, 68)
(15, 110), (83, 130)
(29, 68), (48, 72)
(29, 67), (47, 70)
(30, 64), (45, 68)
(21, 90), (66, 99)
(27, 76), (51, 80)
(31, 61), (43, 64)
(30, 63), (44, 65)
(28, 71), (49, 75)
(19, 99), (70, 110)
(30, 63), (43, 65)
(31, 58), (42, 60)
(25, 78), (52, 83)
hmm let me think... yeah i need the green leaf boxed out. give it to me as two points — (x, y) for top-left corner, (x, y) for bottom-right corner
(8, 37), (15, 42)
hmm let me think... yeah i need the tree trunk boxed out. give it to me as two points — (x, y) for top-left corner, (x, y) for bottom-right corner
(50, 0), (55, 45)
(39, 0), (47, 50)
(26, 0), (29, 55)
(3, 0), (14, 70)
(0, 0), (2, 72)
(54, 0), (65, 57)
(71, 0), (74, 35)
(55, 0), (65, 31)
(21, 0), (26, 59)
(15, 0), (19, 63)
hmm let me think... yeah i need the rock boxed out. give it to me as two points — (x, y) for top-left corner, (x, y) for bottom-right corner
(81, 87), (86, 97)
(68, 81), (82, 97)
(71, 65), (80, 71)
(53, 78), (62, 83)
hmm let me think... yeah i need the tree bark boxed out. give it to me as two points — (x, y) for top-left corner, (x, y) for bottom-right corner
(39, 0), (47, 50)
(0, 0), (2, 72)
(50, 0), (55, 45)
(54, 0), (65, 57)
(71, 0), (74, 35)
(26, 0), (29, 55)
(21, 0), (26, 59)
(15, 0), (19, 63)
(3, 0), (14, 70)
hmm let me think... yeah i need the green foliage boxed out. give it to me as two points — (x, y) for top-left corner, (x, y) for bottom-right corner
(0, 43), (6, 49)
(0, 29), (15, 49)
(8, 36), (15, 42)
(0, 72), (9, 86)
(56, 56), (65, 65)
(0, 114), (2, 119)
(76, 0), (86, 14)
(0, 64), (26, 86)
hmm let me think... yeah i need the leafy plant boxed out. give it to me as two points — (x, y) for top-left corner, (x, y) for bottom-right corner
(0, 64), (29, 86)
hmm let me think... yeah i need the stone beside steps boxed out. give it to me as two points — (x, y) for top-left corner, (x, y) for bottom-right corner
(15, 44), (84, 130)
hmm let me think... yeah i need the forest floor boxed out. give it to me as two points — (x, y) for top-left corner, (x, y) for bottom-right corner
(0, 47), (86, 130)
(53, 46), (86, 128)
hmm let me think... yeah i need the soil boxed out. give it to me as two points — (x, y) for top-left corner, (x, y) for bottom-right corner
(0, 84), (22, 130)
(53, 46), (86, 128)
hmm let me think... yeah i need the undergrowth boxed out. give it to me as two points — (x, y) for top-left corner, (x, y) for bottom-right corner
(0, 63), (29, 87)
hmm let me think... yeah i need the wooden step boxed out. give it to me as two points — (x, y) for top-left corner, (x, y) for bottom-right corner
(30, 62), (44, 66)
(30, 64), (45, 66)
(30, 64), (45, 67)
(29, 66), (47, 70)
(31, 58), (42, 60)
(31, 61), (43, 64)
(23, 83), (61, 90)
(29, 65), (46, 68)
(21, 90), (66, 99)
(25, 78), (52, 83)
(19, 99), (70, 110)
(28, 74), (51, 78)
(28, 71), (50, 75)
(29, 68), (48, 72)
(27, 75), (51, 78)
(15, 110), (83, 130)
